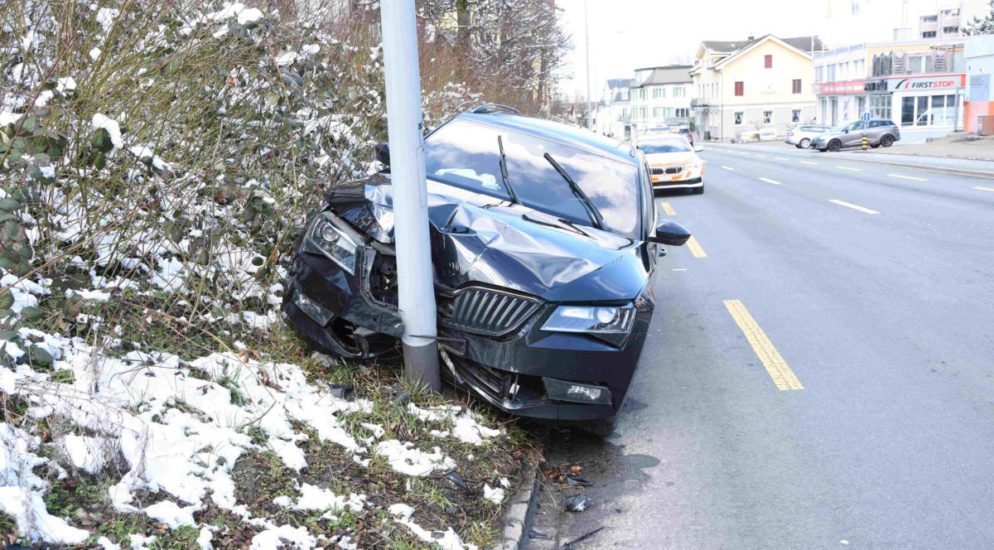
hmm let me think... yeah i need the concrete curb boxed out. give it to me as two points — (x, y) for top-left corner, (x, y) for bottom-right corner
(496, 452), (541, 550)
(703, 142), (994, 180)
(834, 154), (994, 180)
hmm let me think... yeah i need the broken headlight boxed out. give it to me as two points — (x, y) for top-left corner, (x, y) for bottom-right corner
(307, 212), (358, 274)
(541, 304), (636, 346)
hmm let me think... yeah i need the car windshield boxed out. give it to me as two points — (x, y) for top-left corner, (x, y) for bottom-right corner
(424, 118), (641, 239)
(637, 140), (691, 154)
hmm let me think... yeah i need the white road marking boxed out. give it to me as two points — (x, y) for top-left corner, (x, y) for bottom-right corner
(721, 165), (736, 171)
(672, 268), (688, 272)
(758, 177), (781, 185)
(753, 153), (767, 158)
(975, 186), (994, 192)
(800, 160), (818, 165)
(836, 166), (861, 172)
(774, 157), (788, 161)
(830, 199), (879, 215)
(887, 173), (927, 182)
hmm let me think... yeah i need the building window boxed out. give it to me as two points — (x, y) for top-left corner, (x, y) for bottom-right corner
(792, 109), (801, 122)
(673, 86), (685, 97)
(943, 26), (959, 34)
(734, 112), (743, 125)
(763, 111), (772, 124)
(764, 54), (773, 69)
(901, 94), (958, 127)
(652, 87), (662, 99)
(734, 81), (744, 96)
(792, 79), (802, 94)
(870, 94), (891, 120)
(676, 108), (689, 118)
(922, 31), (936, 38)
(653, 107), (663, 118)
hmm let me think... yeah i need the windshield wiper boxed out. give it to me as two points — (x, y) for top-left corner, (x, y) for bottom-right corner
(497, 135), (518, 204)
(542, 152), (604, 230)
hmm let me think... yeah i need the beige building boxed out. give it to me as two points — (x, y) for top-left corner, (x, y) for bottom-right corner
(691, 35), (822, 141)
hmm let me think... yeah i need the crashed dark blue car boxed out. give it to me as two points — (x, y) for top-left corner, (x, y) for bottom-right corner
(283, 105), (690, 434)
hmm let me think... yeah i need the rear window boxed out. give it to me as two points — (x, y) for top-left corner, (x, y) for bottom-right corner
(424, 118), (642, 239)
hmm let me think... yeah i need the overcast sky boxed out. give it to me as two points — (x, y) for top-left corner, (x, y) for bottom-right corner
(555, 0), (990, 100)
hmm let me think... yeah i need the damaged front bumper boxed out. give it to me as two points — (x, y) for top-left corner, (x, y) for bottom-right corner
(282, 211), (653, 423)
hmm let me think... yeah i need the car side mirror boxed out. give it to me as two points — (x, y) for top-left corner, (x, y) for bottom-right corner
(843, 128), (849, 134)
(374, 143), (390, 166)
(649, 220), (691, 246)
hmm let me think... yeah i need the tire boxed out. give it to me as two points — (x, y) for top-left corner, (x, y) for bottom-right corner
(828, 139), (842, 152)
(871, 143), (880, 148)
(880, 135), (894, 148)
(692, 185), (704, 195)
(799, 138), (811, 149)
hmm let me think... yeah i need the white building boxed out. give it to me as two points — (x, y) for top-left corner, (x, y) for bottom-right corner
(691, 36), (820, 141)
(919, 6), (964, 39)
(629, 65), (693, 133)
(594, 78), (632, 139)
(814, 36), (968, 142)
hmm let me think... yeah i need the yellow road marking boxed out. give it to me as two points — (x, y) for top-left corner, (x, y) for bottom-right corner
(723, 299), (803, 391)
(830, 199), (879, 215)
(974, 186), (994, 192)
(661, 202), (677, 216)
(686, 236), (707, 258)
(887, 173), (927, 182)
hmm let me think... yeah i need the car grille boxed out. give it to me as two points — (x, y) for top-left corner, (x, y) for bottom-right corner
(651, 166), (682, 175)
(441, 287), (540, 337)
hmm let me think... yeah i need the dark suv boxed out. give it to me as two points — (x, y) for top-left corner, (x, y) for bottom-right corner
(282, 106), (691, 435)
(812, 119), (900, 152)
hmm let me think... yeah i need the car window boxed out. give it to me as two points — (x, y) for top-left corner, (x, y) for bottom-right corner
(852, 122), (866, 130)
(425, 118), (642, 239)
(636, 141), (691, 154)
(423, 119), (512, 199)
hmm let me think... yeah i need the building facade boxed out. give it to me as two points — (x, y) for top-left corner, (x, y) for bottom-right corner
(814, 37), (968, 142)
(629, 65), (693, 133)
(691, 35), (820, 141)
(594, 78), (632, 139)
(964, 35), (994, 134)
(919, 6), (964, 39)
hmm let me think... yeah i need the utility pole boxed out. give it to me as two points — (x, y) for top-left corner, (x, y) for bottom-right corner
(584, 0), (593, 130)
(379, 0), (441, 391)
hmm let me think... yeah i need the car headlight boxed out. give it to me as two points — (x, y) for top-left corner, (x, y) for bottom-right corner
(541, 304), (636, 345)
(307, 212), (358, 274)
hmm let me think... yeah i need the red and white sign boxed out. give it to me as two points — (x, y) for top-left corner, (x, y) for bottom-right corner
(815, 79), (866, 96)
(890, 74), (965, 91)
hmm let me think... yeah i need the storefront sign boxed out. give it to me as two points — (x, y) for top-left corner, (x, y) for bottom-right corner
(815, 80), (866, 95)
(864, 74), (966, 93)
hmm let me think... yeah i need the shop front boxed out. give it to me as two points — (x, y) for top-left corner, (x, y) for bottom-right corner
(814, 79), (866, 127)
(863, 74), (966, 142)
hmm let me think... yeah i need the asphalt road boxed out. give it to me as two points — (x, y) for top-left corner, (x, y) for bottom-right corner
(530, 144), (994, 550)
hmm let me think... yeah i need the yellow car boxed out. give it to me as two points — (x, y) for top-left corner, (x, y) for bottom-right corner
(636, 135), (704, 195)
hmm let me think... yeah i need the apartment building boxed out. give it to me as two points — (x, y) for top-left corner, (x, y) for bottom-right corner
(814, 37), (967, 142)
(594, 78), (633, 139)
(919, 6), (964, 39)
(629, 65), (693, 133)
(691, 35), (821, 140)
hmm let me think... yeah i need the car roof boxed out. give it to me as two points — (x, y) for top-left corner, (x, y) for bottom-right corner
(454, 110), (638, 166)
(637, 135), (690, 144)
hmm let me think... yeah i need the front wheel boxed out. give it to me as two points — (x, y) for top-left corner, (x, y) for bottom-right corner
(799, 138), (811, 149)
(880, 135), (894, 147)
(828, 139), (842, 152)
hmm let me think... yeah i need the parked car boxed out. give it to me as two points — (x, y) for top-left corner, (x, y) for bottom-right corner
(676, 127), (695, 146)
(282, 105), (691, 436)
(812, 119), (900, 152)
(785, 124), (830, 148)
(637, 135), (704, 194)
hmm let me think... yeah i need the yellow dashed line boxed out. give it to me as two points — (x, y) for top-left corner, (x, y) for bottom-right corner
(661, 202), (677, 216)
(686, 236), (707, 258)
(723, 299), (803, 391)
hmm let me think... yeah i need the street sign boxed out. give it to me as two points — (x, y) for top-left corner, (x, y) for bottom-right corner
(862, 112), (872, 122)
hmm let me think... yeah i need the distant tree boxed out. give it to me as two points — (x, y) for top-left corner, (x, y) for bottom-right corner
(964, 0), (994, 35)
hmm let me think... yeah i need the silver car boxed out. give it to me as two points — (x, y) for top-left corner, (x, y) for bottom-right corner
(812, 119), (901, 152)
(785, 124), (830, 148)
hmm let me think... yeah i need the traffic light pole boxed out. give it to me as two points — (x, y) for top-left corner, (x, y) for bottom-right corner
(379, 0), (441, 391)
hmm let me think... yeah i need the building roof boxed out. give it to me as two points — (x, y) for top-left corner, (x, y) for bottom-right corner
(703, 35), (824, 55)
(606, 78), (633, 89)
(633, 65), (693, 87)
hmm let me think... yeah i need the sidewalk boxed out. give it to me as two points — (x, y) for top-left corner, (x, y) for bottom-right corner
(864, 134), (994, 162)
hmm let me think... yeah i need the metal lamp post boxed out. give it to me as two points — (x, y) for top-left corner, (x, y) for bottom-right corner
(379, 0), (441, 391)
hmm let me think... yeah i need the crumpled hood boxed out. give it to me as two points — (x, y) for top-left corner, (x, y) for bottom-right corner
(327, 174), (649, 302)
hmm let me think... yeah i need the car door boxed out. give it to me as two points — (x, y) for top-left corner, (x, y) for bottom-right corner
(844, 122), (866, 146)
